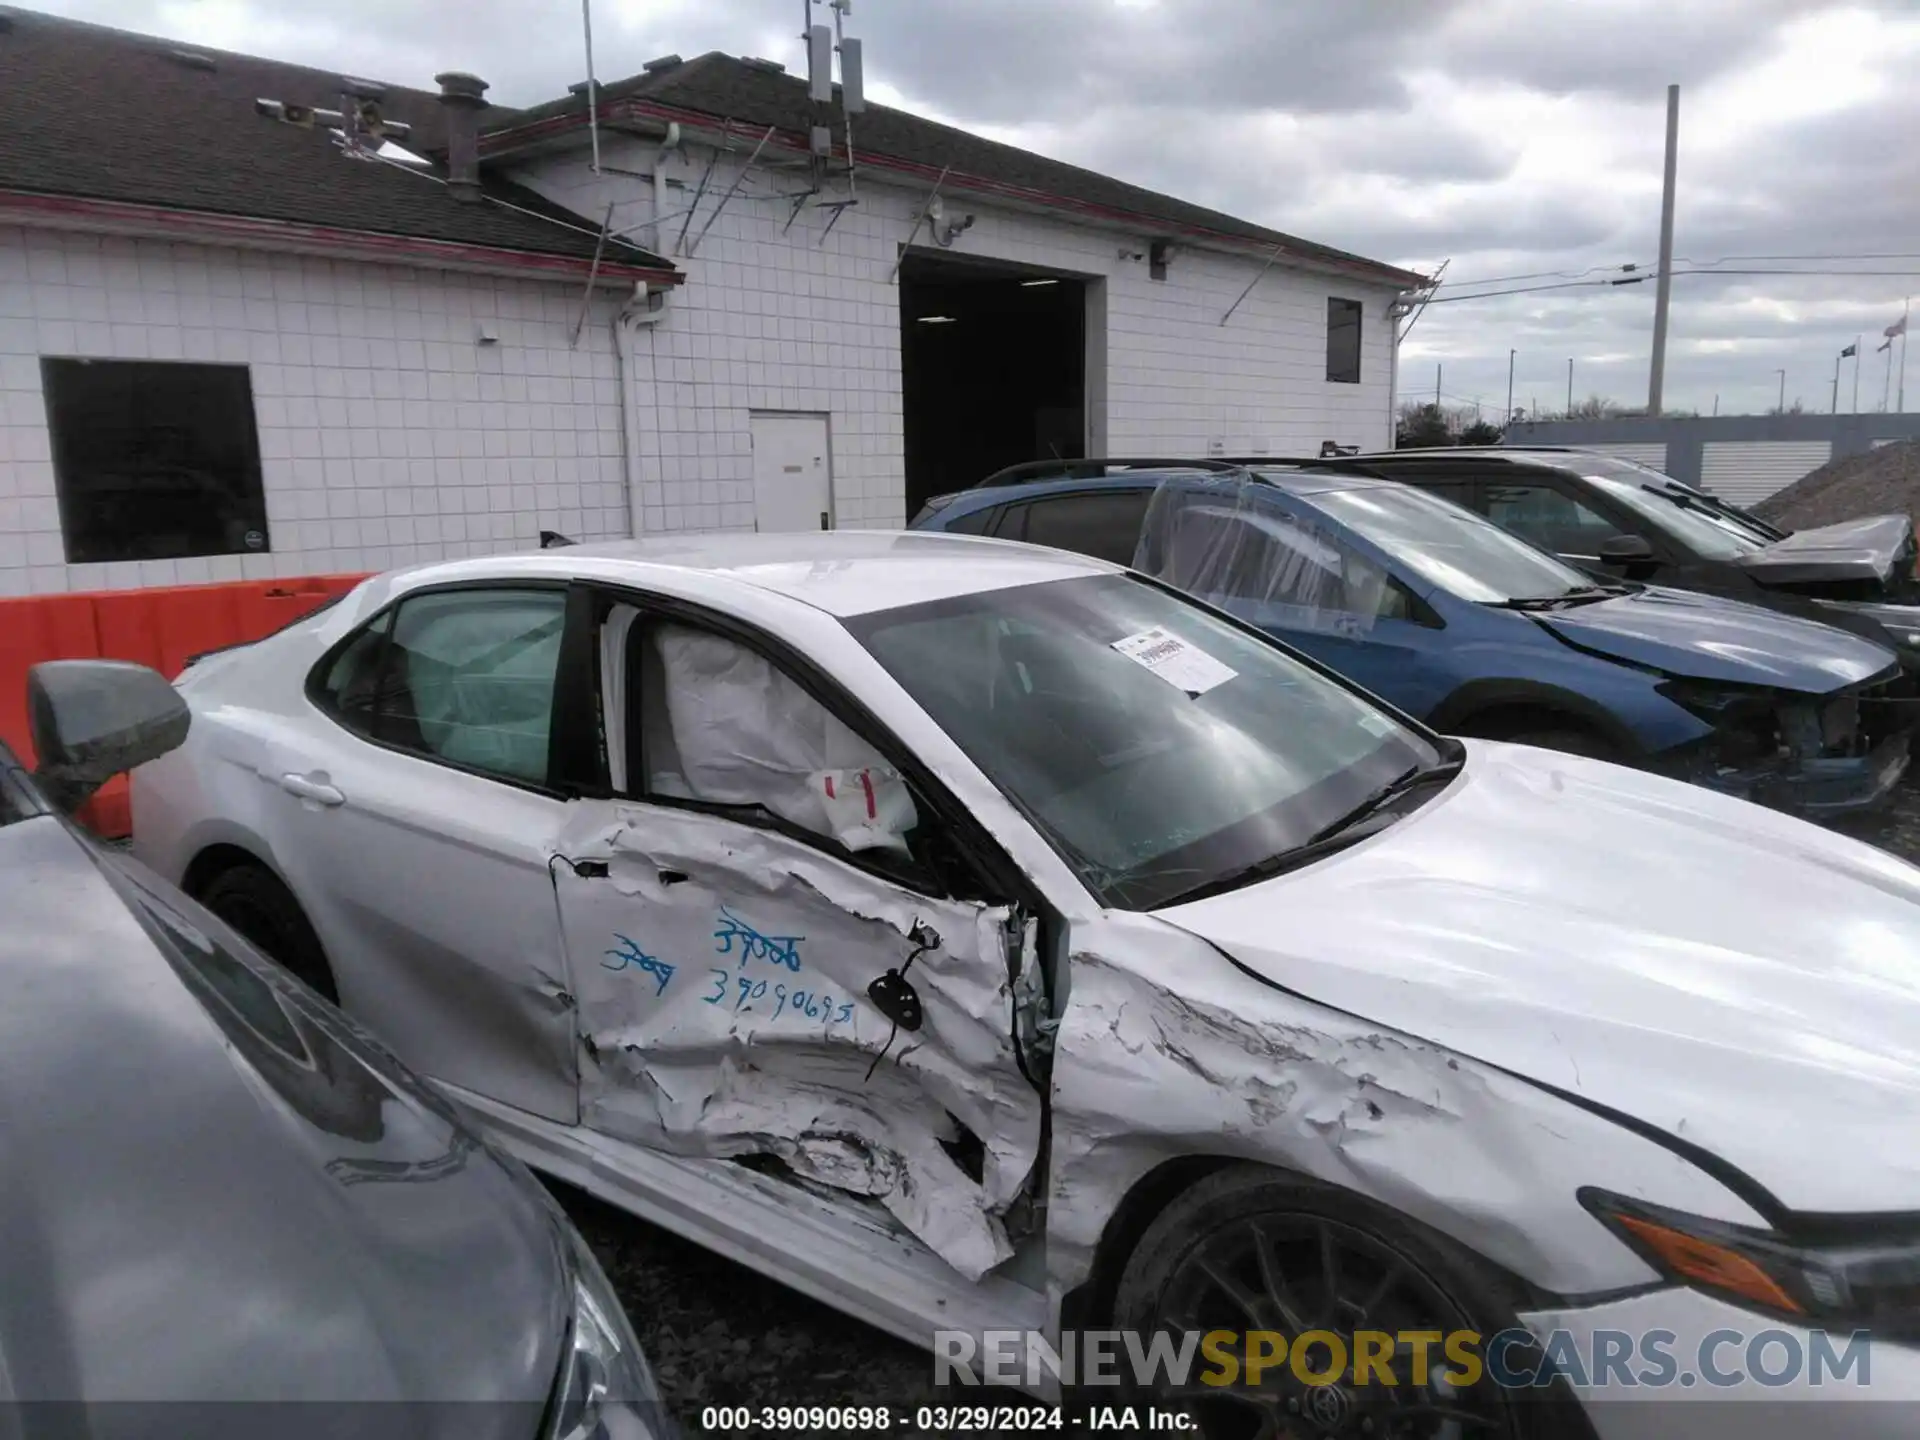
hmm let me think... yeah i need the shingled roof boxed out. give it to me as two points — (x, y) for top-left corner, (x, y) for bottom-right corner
(484, 51), (1422, 289)
(0, 7), (675, 281)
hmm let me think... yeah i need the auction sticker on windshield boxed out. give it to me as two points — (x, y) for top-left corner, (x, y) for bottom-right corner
(1111, 626), (1238, 696)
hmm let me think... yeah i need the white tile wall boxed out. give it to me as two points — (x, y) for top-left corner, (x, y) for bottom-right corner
(0, 144), (1401, 593)
(0, 226), (629, 595)
(516, 134), (1401, 533)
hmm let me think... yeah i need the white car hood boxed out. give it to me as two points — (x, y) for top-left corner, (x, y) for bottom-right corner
(1156, 740), (1920, 1216)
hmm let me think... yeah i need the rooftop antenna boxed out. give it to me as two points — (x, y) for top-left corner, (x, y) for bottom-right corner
(255, 77), (412, 158)
(581, 0), (602, 173)
(800, 0), (865, 244)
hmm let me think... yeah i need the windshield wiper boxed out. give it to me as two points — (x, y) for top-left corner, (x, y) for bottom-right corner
(1304, 756), (1464, 845)
(1149, 756), (1464, 909)
(1493, 585), (1624, 611)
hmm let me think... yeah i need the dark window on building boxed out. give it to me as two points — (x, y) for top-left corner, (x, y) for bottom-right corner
(1326, 299), (1363, 384)
(41, 358), (270, 564)
(1018, 488), (1154, 565)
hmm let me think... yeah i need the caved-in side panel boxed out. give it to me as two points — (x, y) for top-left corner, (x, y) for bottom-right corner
(1045, 915), (1770, 1315)
(551, 802), (1043, 1281)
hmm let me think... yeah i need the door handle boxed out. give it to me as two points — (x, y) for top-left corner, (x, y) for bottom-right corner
(279, 773), (345, 806)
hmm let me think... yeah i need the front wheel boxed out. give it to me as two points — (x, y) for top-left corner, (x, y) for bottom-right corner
(1110, 1166), (1592, 1439)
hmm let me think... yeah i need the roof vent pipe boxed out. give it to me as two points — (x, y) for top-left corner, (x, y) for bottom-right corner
(434, 71), (489, 202)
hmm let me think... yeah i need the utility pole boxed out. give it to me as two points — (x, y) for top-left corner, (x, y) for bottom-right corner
(1566, 357), (1574, 415)
(1853, 336), (1862, 414)
(1901, 297), (1911, 412)
(1435, 363), (1442, 409)
(1647, 83), (1680, 416)
(1832, 352), (1842, 415)
(1507, 348), (1516, 425)
(1774, 368), (1785, 414)
(1712, 394), (1719, 416)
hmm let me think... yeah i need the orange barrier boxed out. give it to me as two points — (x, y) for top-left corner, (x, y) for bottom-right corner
(1, 574), (367, 838)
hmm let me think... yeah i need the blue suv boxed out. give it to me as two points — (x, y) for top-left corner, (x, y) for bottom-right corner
(910, 459), (1916, 818)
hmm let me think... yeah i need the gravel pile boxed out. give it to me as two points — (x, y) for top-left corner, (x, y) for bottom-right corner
(1753, 439), (1920, 531)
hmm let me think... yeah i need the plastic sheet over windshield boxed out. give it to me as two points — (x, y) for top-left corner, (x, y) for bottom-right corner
(848, 573), (1439, 911)
(1302, 483), (1600, 603)
(1133, 475), (1596, 610)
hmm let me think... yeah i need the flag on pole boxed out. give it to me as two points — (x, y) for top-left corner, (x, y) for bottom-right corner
(1882, 336), (1895, 353)
(1841, 343), (1858, 358)
(1889, 315), (1911, 339)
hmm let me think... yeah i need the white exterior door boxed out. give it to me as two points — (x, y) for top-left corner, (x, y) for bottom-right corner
(751, 413), (832, 533)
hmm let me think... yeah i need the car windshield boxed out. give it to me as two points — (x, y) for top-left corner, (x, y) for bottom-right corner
(1301, 483), (1599, 603)
(848, 572), (1444, 910)
(1580, 471), (1769, 560)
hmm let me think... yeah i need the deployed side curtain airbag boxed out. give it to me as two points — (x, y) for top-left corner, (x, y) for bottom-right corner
(644, 623), (918, 854)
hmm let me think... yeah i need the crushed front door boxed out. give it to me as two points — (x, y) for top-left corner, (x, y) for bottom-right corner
(550, 801), (1043, 1281)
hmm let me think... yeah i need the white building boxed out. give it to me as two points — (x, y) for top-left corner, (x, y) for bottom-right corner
(0, 8), (1421, 596)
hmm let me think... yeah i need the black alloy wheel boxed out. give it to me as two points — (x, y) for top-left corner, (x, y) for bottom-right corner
(1112, 1168), (1591, 1440)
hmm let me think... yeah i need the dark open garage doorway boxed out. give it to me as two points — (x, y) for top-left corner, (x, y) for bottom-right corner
(900, 252), (1087, 515)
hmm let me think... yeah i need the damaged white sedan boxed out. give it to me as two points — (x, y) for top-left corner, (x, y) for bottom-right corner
(129, 532), (1920, 1439)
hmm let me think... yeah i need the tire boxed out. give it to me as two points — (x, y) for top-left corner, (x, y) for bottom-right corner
(1109, 1166), (1594, 1439)
(198, 863), (339, 1005)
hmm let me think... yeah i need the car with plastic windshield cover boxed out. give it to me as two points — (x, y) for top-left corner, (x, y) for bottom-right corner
(1296, 446), (1920, 670)
(912, 461), (1915, 819)
(116, 531), (1920, 1439)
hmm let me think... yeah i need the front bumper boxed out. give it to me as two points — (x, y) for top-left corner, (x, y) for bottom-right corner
(1520, 1287), (1920, 1440)
(1699, 730), (1914, 818)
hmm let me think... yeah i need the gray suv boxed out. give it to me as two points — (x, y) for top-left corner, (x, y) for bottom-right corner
(0, 660), (675, 1440)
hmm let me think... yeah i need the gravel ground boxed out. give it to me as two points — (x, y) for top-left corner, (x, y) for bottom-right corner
(551, 1180), (937, 1417)
(1753, 438), (1920, 530)
(551, 774), (1920, 1429)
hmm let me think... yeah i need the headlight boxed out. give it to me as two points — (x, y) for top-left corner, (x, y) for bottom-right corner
(544, 1226), (676, 1440)
(1582, 1188), (1920, 1337)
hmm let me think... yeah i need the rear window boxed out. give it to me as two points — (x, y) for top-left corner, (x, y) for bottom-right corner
(941, 505), (998, 536)
(1016, 489), (1154, 565)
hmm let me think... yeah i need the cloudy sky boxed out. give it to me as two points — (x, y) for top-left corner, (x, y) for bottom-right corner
(30, 0), (1920, 420)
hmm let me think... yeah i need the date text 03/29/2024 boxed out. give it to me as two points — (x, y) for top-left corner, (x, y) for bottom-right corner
(697, 1405), (1196, 1432)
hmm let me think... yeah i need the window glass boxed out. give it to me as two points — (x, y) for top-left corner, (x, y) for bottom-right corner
(40, 358), (269, 564)
(1306, 484), (1597, 603)
(1019, 489), (1153, 565)
(359, 590), (566, 784)
(634, 620), (921, 858)
(850, 573), (1440, 911)
(315, 609), (393, 734)
(1582, 472), (1768, 559)
(1325, 298), (1363, 384)
(1159, 504), (1400, 634)
(1484, 483), (1622, 554)
(941, 505), (999, 536)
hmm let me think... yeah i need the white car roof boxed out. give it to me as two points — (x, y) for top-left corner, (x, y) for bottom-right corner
(370, 530), (1120, 618)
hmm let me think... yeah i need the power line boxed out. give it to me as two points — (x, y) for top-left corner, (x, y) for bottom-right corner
(1432, 262), (1646, 290)
(1417, 265), (1920, 309)
(1419, 277), (1638, 305)
(1674, 251), (1920, 267)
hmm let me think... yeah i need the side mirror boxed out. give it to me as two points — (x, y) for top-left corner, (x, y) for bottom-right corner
(1597, 534), (1657, 565)
(27, 660), (190, 813)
